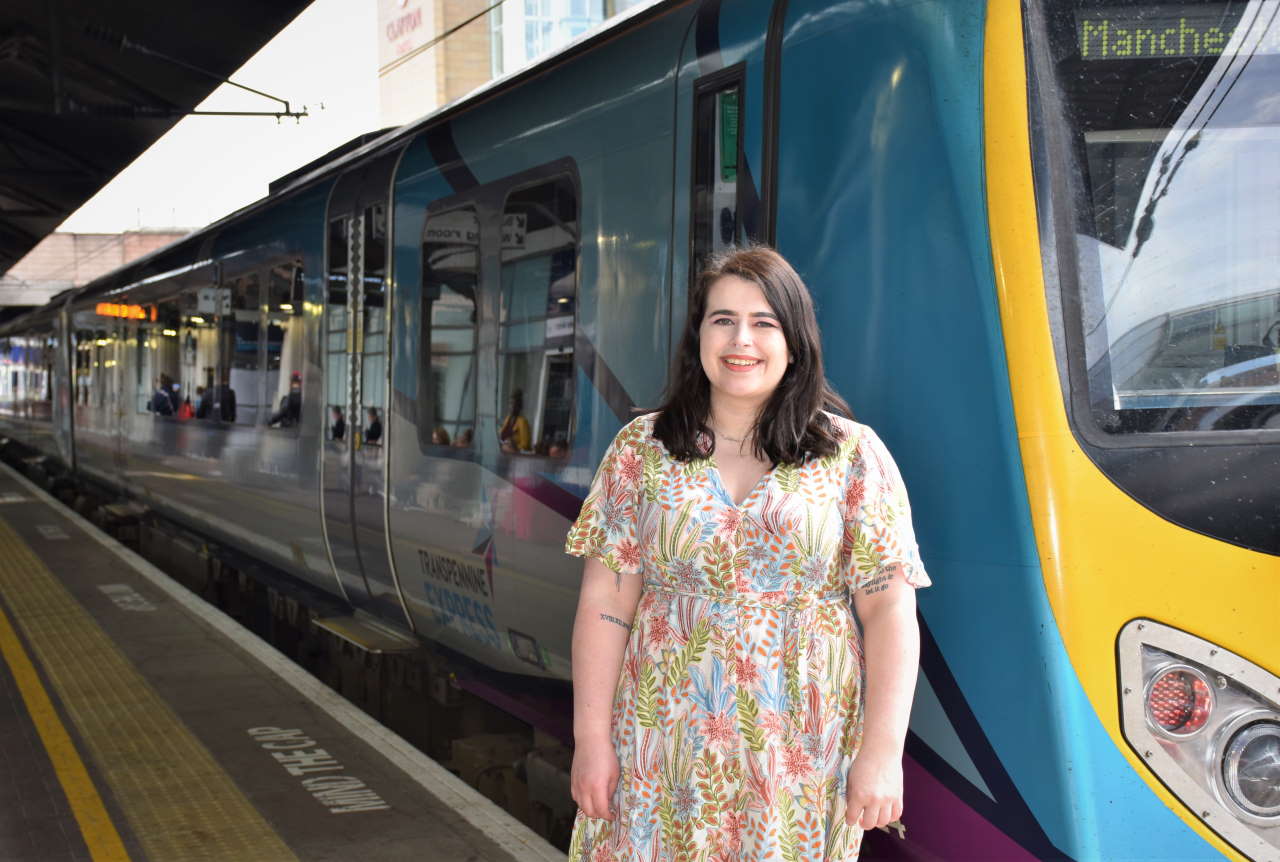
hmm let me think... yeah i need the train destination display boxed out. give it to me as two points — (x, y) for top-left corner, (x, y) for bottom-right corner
(1076, 4), (1279, 60)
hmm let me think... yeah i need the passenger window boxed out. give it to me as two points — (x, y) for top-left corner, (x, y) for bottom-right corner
(326, 217), (351, 443)
(73, 331), (90, 406)
(691, 70), (743, 279)
(422, 206), (480, 450)
(266, 264), (303, 429)
(498, 177), (577, 457)
(0, 339), (9, 412)
(75, 329), (103, 408)
(93, 331), (108, 408)
(220, 274), (261, 424)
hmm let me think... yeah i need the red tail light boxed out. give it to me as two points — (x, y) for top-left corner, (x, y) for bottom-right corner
(1146, 667), (1213, 735)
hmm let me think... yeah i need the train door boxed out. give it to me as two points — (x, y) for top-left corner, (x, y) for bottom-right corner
(108, 321), (128, 470)
(320, 154), (412, 626)
(322, 211), (367, 605)
(54, 303), (75, 468)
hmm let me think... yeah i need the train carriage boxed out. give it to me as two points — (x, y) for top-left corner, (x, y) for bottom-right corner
(1, 1), (1276, 858)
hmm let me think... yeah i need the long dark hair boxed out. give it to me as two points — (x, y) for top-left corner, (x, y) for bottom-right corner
(652, 245), (851, 465)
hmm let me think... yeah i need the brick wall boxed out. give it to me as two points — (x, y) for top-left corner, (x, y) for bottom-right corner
(439, 0), (493, 104)
(0, 231), (189, 306)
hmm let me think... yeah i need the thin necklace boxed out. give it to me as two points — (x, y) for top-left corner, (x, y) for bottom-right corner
(712, 425), (748, 444)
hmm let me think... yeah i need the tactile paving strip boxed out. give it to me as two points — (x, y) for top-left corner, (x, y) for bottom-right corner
(0, 516), (297, 861)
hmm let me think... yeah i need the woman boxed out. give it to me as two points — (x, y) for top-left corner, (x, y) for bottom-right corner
(499, 389), (531, 453)
(565, 246), (929, 860)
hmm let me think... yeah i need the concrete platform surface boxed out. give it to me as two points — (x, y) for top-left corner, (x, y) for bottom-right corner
(0, 463), (562, 862)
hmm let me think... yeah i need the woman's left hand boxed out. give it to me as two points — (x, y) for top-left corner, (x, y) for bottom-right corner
(844, 746), (904, 830)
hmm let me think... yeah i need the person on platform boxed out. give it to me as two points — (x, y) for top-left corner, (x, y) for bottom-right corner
(364, 407), (382, 444)
(330, 406), (345, 441)
(269, 372), (302, 427)
(150, 375), (176, 416)
(498, 389), (531, 453)
(216, 374), (236, 423)
(195, 385), (212, 419)
(565, 246), (930, 860)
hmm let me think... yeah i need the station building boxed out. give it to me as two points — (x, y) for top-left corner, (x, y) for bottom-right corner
(377, 0), (648, 126)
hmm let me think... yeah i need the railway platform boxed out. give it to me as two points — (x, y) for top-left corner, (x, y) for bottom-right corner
(0, 462), (561, 862)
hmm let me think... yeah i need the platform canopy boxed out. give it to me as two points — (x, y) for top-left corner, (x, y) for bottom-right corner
(0, 0), (313, 278)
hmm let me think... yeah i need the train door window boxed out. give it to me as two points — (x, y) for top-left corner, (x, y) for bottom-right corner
(74, 331), (90, 405)
(326, 217), (351, 443)
(40, 332), (54, 406)
(422, 205), (480, 449)
(220, 275), (262, 424)
(266, 263), (303, 429)
(0, 339), (10, 411)
(691, 67), (744, 280)
(91, 331), (107, 408)
(146, 298), (184, 417)
(134, 320), (146, 412)
(0, 339), (14, 413)
(360, 204), (388, 441)
(498, 177), (578, 457)
(182, 291), (219, 420)
(83, 330), (101, 407)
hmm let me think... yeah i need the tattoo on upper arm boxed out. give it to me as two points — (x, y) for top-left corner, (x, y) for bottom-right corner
(599, 613), (632, 632)
(859, 572), (894, 596)
(615, 571), (622, 592)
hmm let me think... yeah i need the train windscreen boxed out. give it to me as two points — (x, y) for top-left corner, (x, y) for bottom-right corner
(1030, 0), (1280, 434)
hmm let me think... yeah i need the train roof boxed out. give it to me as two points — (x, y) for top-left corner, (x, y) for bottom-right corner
(28, 0), (684, 322)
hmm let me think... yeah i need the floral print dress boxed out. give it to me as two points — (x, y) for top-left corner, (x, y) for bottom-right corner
(565, 413), (929, 862)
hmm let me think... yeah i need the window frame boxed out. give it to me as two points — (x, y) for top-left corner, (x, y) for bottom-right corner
(421, 202), (482, 452)
(497, 173), (579, 457)
(689, 63), (746, 292)
(417, 157), (582, 457)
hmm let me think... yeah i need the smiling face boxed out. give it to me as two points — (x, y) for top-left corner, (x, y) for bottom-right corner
(698, 275), (790, 411)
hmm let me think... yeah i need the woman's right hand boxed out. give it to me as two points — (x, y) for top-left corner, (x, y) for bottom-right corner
(570, 735), (620, 821)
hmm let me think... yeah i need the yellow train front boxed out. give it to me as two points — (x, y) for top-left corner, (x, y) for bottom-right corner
(980, 2), (1280, 859)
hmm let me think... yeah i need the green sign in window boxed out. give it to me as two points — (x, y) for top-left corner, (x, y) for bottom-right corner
(719, 90), (739, 183)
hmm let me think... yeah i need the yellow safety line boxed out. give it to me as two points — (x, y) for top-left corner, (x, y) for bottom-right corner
(0, 516), (298, 862)
(0, 598), (132, 862)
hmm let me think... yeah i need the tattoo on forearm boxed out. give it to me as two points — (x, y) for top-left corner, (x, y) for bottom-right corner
(599, 613), (632, 632)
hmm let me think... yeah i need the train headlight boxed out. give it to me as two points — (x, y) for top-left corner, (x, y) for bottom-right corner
(1222, 719), (1280, 820)
(1118, 619), (1280, 859)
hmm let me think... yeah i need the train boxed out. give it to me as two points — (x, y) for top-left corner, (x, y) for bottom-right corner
(1, 0), (1277, 858)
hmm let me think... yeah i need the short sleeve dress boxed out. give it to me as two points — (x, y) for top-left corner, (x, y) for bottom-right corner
(564, 412), (929, 862)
